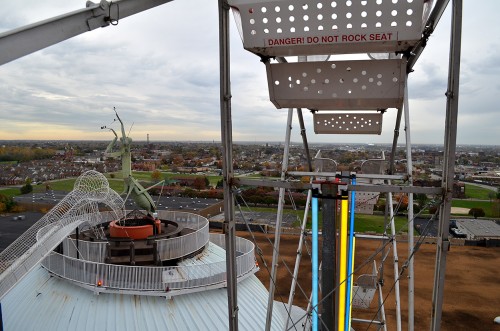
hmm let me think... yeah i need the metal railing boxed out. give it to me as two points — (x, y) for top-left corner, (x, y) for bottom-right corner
(155, 212), (209, 261)
(63, 237), (108, 263)
(41, 234), (257, 295)
(65, 211), (211, 263)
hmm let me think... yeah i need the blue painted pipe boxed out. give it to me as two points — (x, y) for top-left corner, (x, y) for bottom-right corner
(345, 177), (356, 331)
(312, 197), (318, 331)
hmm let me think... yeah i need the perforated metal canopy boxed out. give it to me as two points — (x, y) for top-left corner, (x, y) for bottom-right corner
(229, 0), (425, 57)
(313, 112), (383, 134)
(267, 58), (406, 109)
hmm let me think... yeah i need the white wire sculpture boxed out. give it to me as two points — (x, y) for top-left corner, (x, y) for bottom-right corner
(0, 170), (125, 299)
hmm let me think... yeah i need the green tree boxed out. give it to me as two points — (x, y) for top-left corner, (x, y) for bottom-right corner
(415, 193), (429, 208)
(0, 194), (15, 212)
(247, 195), (263, 206)
(151, 169), (163, 183)
(263, 196), (275, 206)
(20, 178), (33, 195)
(468, 208), (485, 218)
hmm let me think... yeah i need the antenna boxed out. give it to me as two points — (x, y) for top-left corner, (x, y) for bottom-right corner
(127, 123), (134, 137)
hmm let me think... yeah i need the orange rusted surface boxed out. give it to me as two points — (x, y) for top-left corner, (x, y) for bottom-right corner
(109, 220), (161, 240)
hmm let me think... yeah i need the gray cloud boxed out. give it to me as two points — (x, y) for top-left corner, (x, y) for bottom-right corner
(0, 0), (499, 145)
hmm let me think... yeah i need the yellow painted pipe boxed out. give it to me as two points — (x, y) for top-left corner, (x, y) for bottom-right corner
(338, 198), (348, 331)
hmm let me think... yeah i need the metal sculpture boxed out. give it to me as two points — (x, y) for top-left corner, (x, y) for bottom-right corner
(0, 170), (124, 299)
(104, 108), (163, 215)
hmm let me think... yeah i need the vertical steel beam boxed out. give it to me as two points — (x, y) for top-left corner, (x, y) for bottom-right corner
(219, 1), (238, 329)
(297, 108), (313, 171)
(388, 189), (402, 331)
(265, 109), (294, 331)
(284, 186), (313, 331)
(403, 79), (415, 331)
(388, 107), (403, 331)
(431, 0), (462, 329)
(389, 107), (403, 175)
(322, 184), (338, 331)
(345, 178), (356, 331)
(312, 197), (319, 331)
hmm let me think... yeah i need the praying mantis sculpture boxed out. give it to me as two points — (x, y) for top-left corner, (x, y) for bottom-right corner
(104, 108), (163, 216)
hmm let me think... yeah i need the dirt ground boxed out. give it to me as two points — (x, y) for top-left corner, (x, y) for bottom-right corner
(235, 230), (500, 331)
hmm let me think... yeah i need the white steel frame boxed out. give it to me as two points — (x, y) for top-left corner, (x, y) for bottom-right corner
(0, 1), (461, 330)
(221, 0), (461, 330)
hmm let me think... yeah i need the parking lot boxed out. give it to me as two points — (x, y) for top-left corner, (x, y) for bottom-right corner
(0, 212), (44, 251)
(414, 217), (500, 241)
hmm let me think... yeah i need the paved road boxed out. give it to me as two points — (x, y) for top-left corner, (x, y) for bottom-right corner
(0, 212), (44, 252)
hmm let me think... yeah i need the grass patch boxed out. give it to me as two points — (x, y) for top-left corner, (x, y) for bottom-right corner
(108, 179), (125, 193)
(108, 171), (222, 187)
(33, 179), (77, 193)
(354, 214), (410, 234)
(29, 171), (219, 194)
(0, 187), (22, 198)
(7, 169), (221, 198)
(237, 206), (410, 234)
(464, 184), (495, 200)
(240, 206), (302, 215)
(107, 171), (153, 181)
(161, 172), (221, 187)
(31, 177), (125, 194)
(452, 199), (494, 217)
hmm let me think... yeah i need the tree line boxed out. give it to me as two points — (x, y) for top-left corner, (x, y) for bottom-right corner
(0, 146), (56, 162)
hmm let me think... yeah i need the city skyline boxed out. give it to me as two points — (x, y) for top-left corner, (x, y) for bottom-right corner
(0, 0), (498, 145)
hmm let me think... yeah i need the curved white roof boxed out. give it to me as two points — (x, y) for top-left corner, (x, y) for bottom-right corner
(1, 264), (296, 331)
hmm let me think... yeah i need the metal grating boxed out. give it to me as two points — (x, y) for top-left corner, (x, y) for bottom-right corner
(229, 0), (425, 56)
(267, 59), (405, 109)
(361, 159), (389, 175)
(352, 285), (377, 309)
(352, 261), (378, 308)
(353, 191), (380, 215)
(314, 112), (383, 134)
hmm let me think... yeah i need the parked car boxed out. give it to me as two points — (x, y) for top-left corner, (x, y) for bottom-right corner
(449, 219), (458, 230)
(451, 227), (466, 238)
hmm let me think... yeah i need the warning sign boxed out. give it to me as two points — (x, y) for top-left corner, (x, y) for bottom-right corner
(266, 33), (395, 47)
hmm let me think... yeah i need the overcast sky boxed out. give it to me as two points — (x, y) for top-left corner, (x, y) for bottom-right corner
(0, 0), (498, 145)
